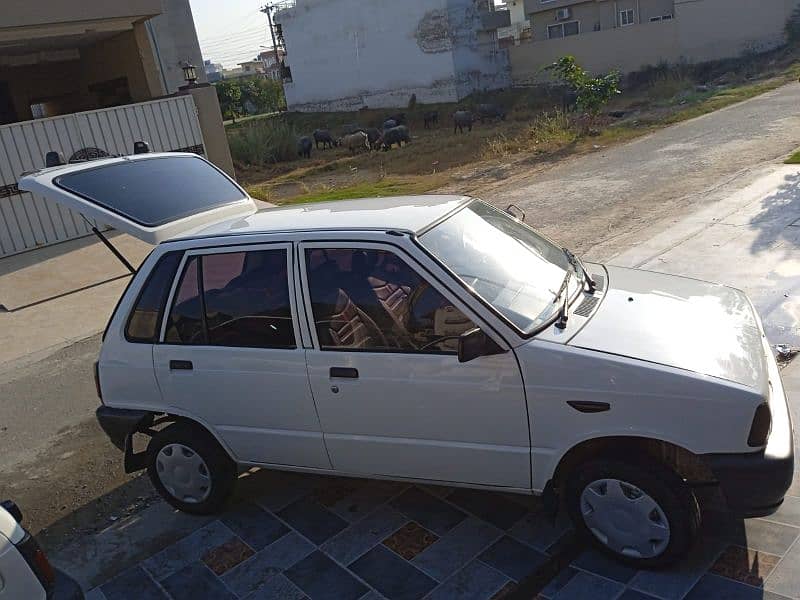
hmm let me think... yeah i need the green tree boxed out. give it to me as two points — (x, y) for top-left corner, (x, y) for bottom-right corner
(215, 80), (242, 122)
(546, 56), (621, 115)
(787, 6), (800, 44)
(240, 77), (285, 114)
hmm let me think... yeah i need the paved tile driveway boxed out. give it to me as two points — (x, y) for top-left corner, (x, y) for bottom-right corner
(82, 466), (800, 600)
(85, 470), (565, 600)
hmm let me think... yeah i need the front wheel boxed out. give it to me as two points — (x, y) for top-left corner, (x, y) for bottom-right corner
(146, 422), (237, 515)
(565, 458), (700, 568)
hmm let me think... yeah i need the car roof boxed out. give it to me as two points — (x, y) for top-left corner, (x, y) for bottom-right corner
(186, 194), (472, 239)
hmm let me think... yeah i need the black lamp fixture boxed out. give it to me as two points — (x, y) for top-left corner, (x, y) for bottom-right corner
(181, 60), (198, 85)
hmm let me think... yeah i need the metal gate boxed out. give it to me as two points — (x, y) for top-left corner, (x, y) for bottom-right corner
(0, 95), (205, 258)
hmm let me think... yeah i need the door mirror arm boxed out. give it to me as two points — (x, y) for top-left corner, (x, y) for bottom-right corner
(457, 328), (505, 363)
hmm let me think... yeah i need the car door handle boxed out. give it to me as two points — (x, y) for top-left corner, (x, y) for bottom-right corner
(330, 367), (358, 379)
(169, 360), (193, 371)
(567, 401), (610, 413)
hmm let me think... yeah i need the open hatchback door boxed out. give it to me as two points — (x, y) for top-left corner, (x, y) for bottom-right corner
(18, 153), (257, 245)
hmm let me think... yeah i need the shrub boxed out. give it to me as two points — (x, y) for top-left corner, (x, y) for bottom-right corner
(228, 119), (298, 166)
(546, 56), (621, 115)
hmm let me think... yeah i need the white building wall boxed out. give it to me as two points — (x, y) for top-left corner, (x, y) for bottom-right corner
(277, 0), (509, 111)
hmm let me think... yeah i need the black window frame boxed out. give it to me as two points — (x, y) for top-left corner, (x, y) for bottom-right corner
(124, 250), (184, 344)
(162, 247), (297, 350)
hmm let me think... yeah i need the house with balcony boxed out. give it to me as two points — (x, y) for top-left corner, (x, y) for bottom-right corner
(510, 0), (800, 83)
(0, 0), (234, 257)
(274, 0), (511, 112)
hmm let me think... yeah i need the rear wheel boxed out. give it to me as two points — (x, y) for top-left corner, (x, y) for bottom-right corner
(565, 458), (700, 568)
(146, 422), (236, 515)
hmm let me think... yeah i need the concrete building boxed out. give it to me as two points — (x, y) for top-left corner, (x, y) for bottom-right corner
(497, 0), (532, 45)
(0, 0), (234, 257)
(205, 59), (224, 83)
(510, 0), (800, 81)
(274, 0), (512, 112)
(258, 49), (286, 81)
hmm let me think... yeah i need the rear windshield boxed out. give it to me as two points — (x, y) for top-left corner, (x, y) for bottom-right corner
(54, 156), (247, 227)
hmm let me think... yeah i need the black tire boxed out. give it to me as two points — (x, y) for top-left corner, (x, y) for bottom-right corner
(565, 458), (701, 568)
(146, 422), (237, 515)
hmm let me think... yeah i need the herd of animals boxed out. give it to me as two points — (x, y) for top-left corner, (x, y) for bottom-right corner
(296, 102), (508, 159)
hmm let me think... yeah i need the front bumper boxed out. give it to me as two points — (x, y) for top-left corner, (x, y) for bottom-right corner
(703, 339), (795, 518)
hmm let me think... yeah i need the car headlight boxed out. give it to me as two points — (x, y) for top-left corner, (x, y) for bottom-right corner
(748, 403), (772, 447)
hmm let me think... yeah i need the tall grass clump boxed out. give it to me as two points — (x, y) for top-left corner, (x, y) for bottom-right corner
(482, 110), (576, 159)
(228, 119), (298, 166)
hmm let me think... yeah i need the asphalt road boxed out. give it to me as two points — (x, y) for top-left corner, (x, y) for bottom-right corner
(482, 82), (800, 262)
(4, 82), (800, 537)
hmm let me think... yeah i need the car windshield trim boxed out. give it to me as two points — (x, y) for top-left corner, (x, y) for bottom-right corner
(418, 199), (582, 338)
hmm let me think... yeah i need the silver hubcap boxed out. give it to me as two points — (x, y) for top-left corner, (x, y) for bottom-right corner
(580, 478), (670, 559)
(156, 443), (211, 504)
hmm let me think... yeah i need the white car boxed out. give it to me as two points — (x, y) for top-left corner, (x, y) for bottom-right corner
(20, 151), (794, 567)
(0, 501), (57, 599)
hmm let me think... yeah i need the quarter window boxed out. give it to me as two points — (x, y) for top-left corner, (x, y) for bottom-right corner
(305, 248), (475, 353)
(165, 249), (295, 348)
(125, 251), (183, 343)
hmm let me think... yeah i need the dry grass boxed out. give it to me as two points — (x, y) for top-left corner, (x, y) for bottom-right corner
(480, 111), (577, 159)
(231, 46), (800, 205)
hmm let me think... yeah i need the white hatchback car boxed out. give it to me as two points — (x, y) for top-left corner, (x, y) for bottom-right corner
(21, 151), (794, 567)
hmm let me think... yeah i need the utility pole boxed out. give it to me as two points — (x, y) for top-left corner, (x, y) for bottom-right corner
(260, 5), (279, 63)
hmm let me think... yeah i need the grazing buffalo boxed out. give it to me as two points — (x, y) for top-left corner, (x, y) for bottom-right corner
(562, 90), (579, 113)
(382, 119), (397, 130)
(313, 129), (337, 149)
(378, 125), (411, 151)
(297, 136), (312, 159)
(385, 112), (406, 125)
(364, 127), (382, 149)
(453, 111), (474, 134)
(341, 123), (365, 136)
(423, 111), (439, 129)
(476, 103), (506, 123)
(340, 131), (370, 154)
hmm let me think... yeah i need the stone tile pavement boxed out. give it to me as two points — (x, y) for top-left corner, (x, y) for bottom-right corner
(68, 462), (800, 600)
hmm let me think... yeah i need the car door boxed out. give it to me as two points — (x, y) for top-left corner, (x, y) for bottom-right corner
(153, 243), (331, 470)
(300, 241), (530, 489)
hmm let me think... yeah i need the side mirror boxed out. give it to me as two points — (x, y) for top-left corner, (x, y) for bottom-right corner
(458, 328), (504, 363)
(505, 204), (525, 222)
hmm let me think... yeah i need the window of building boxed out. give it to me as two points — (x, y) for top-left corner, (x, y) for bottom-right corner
(548, 21), (580, 39)
(305, 248), (476, 353)
(649, 13), (673, 22)
(620, 9), (635, 26)
(165, 249), (295, 348)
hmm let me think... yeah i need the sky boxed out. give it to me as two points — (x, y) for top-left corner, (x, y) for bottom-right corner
(189, 0), (507, 69)
(189, 0), (274, 68)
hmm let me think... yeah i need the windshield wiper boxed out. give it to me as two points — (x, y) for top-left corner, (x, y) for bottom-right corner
(553, 268), (572, 330)
(563, 248), (596, 294)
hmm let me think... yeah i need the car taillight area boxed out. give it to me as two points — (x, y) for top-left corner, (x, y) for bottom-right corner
(748, 402), (772, 447)
(94, 360), (103, 403)
(16, 532), (55, 592)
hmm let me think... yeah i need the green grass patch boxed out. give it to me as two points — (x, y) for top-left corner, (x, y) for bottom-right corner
(248, 176), (446, 205)
(785, 150), (800, 164)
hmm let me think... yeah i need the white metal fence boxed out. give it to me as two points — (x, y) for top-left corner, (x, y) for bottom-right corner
(0, 95), (205, 258)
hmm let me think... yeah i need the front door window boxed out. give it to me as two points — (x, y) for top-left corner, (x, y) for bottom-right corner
(305, 248), (475, 353)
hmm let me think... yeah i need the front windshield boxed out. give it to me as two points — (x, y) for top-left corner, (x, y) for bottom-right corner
(420, 200), (578, 334)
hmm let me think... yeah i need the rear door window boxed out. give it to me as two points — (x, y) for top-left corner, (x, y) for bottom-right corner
(164, 249), (295, 349)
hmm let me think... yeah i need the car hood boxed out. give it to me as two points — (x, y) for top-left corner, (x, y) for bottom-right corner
(569, 266), (768, 394)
